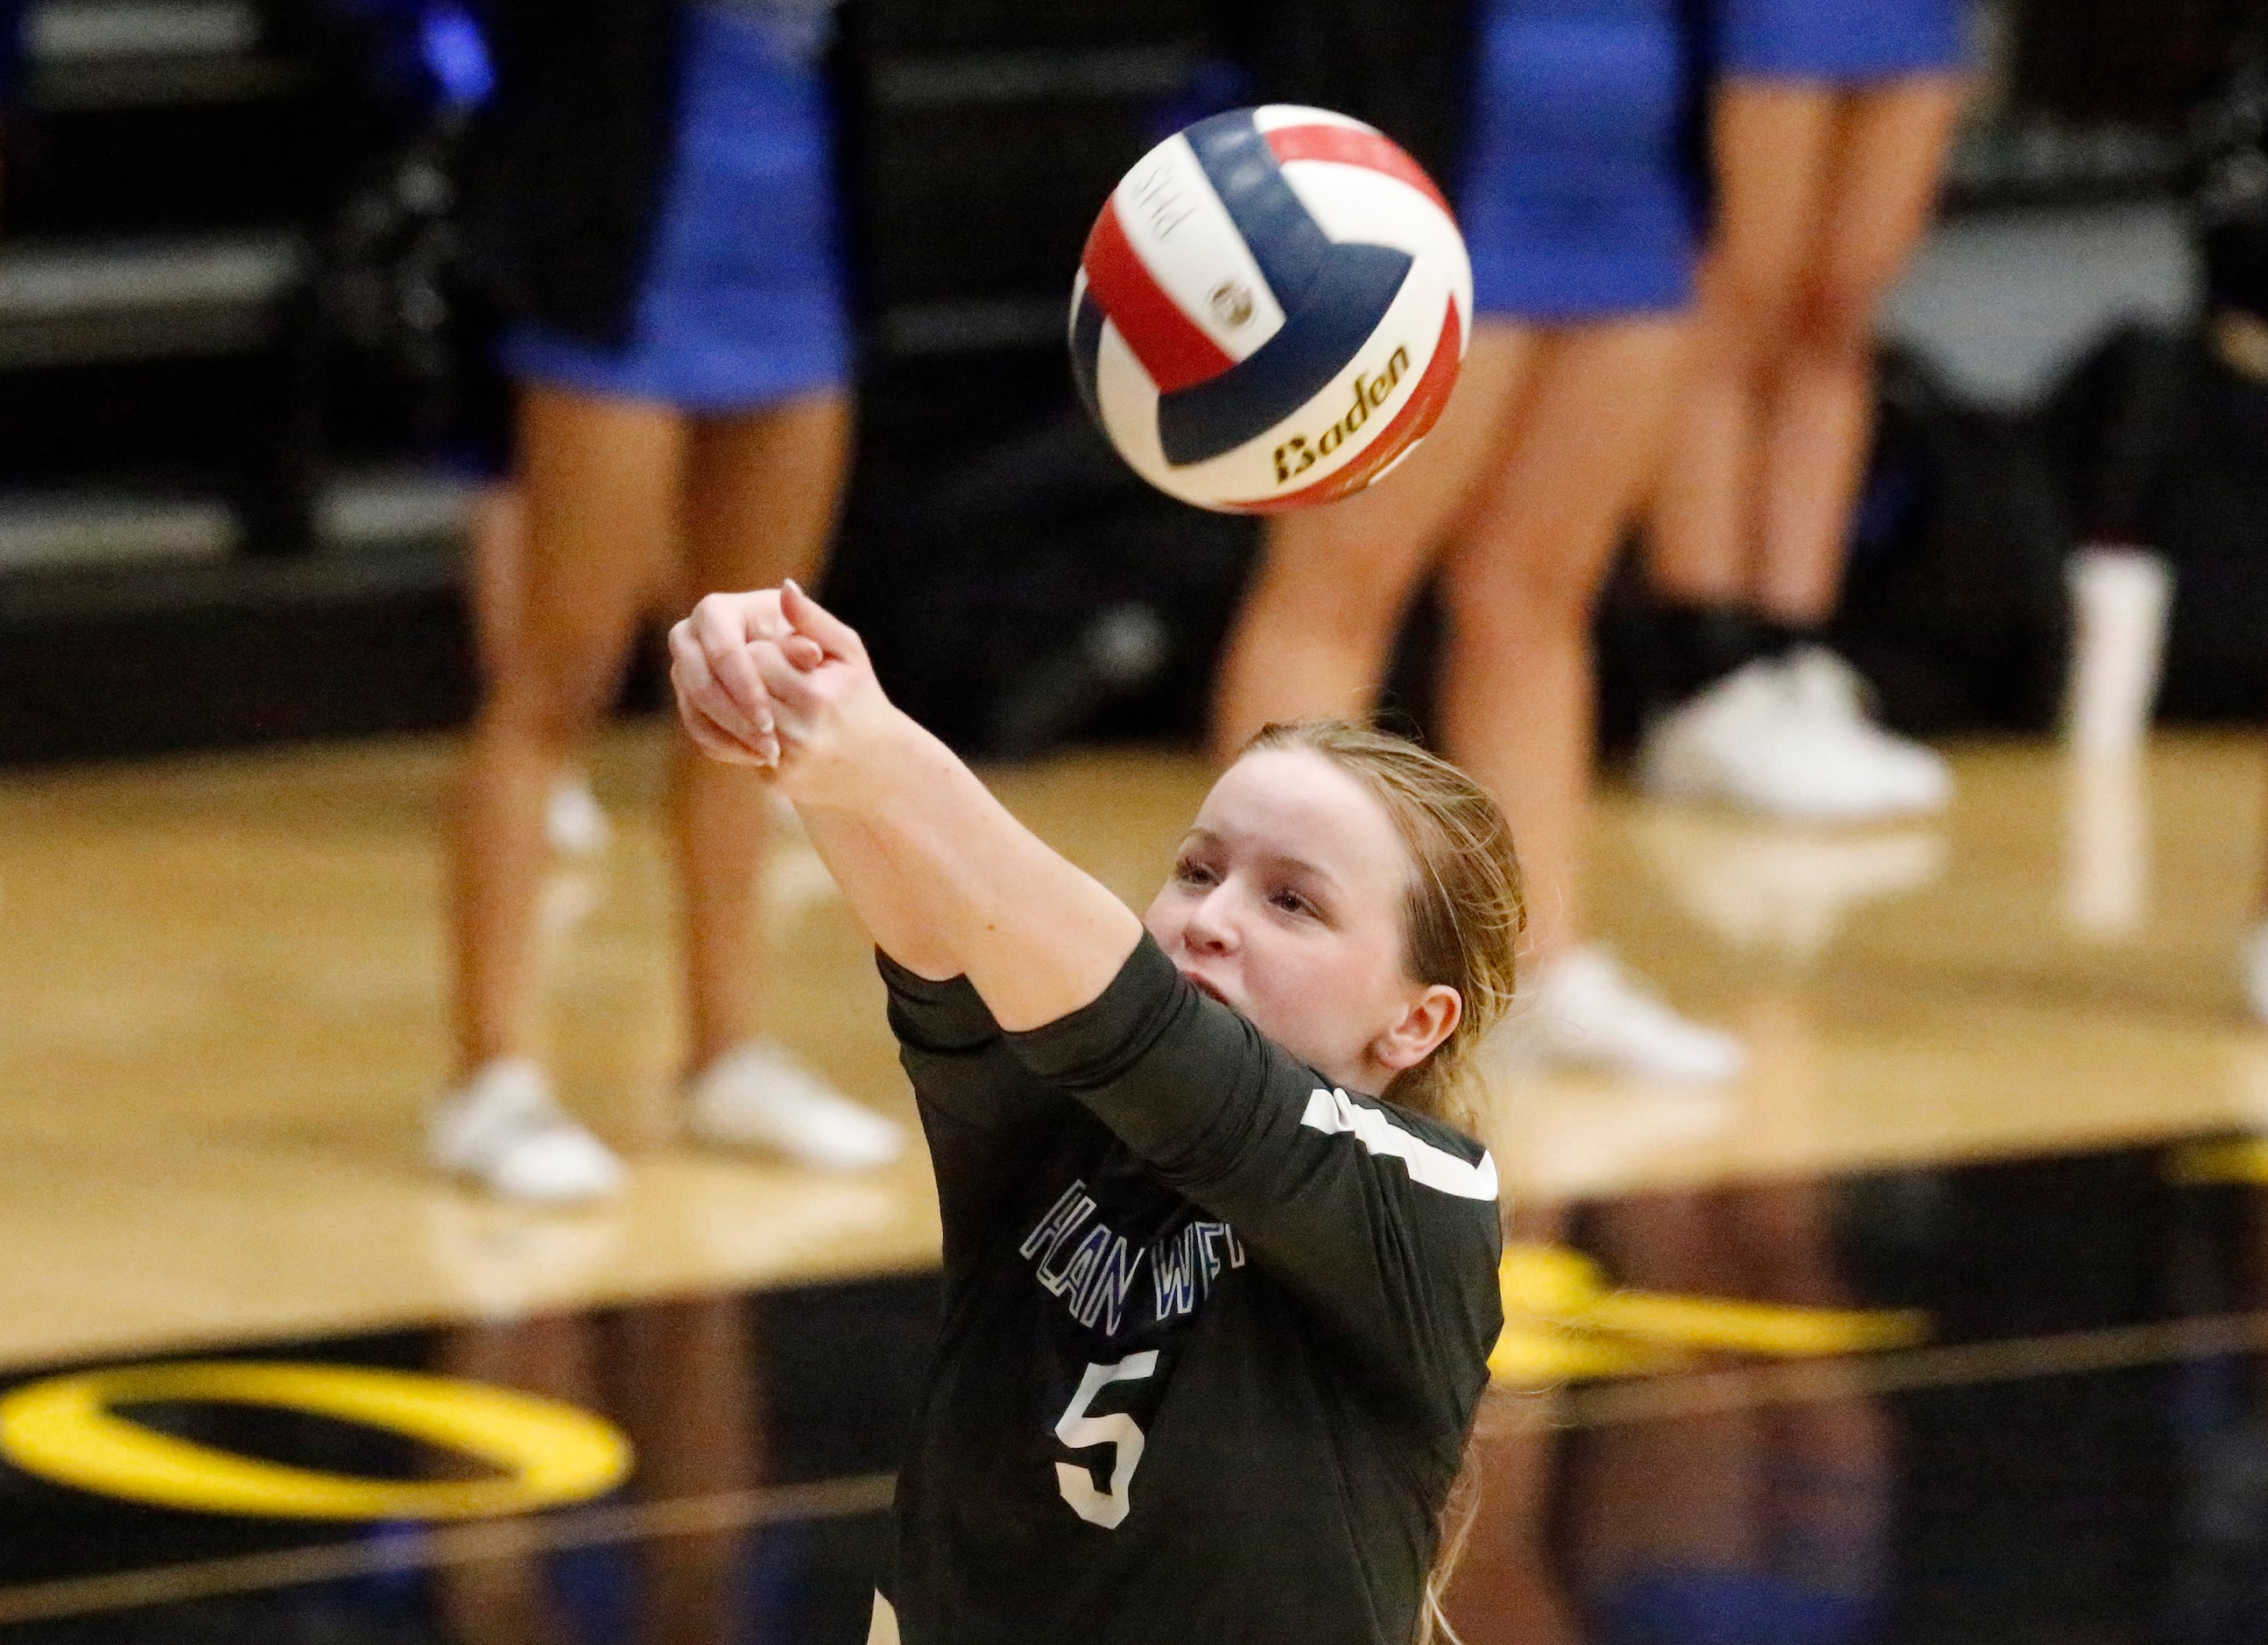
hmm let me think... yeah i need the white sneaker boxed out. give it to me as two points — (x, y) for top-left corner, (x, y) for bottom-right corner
(1638, 648), (1953, 824)
(1511, 947), (1748, 1085)
(1631, 812), (1947, 961)
(546, 776), (612, 858)
(430, 1059), (625, 1204)
(2245, 922), (2268, 1024)
(1779, 647), (1955, 810)
(687, 1041), (905, 1172)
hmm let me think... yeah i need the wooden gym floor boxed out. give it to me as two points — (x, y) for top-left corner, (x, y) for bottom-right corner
(0, 724), (2261, 1374)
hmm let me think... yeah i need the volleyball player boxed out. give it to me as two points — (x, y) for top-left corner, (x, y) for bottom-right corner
(1216, 0), (1747, 1085)
(433, 0), (902, 1200)
(670, 582), (1514, 1645)
(1641, 0), (1970, 822)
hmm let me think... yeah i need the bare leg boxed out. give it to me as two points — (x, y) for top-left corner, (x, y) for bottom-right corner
(606, 1298), (762, 1645)
(673, 392), (852, 1068)
(434, 1317), (602, 1645)
(468, 487), (528, 687)
(1649, 84), (1838, 607)
(1571, 1194), (1768, 1590)
(469, 486), (629, 865)
(1439, 319), (1690, 962)
(1753, 77), (1966, 624)
(1208, 329), (1535, 762)
(451, 386), (682, 1076)
(1729, 1183), (1894, 1599)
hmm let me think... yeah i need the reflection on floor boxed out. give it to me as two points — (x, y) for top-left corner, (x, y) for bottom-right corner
(11, 1140), (2268, 1643)
(1488, 731), (2267, 1199)
(0, 1277), (929, 1642)
(1447, 1140), (2268, 1645)
(1, 726), (2265, 1642)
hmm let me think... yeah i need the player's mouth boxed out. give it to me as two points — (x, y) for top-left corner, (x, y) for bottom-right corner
(1180, 967), (1235, 1008)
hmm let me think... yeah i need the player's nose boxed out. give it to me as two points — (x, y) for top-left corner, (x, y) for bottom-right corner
(1180, 883), (1240, 954)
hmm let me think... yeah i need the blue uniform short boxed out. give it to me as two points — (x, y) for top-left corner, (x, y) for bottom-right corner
(1716, 0), (1970, 83)
(1456, 0), (1704, 323)
(500, 3), (852, 413)
(1594, 1566), (1878, 1645)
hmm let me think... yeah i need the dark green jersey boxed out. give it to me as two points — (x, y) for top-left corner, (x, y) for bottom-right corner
(879, 934), (1503, 1645)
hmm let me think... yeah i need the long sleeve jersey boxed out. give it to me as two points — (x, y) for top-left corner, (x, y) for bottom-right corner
(878, 933), (1504, 1645)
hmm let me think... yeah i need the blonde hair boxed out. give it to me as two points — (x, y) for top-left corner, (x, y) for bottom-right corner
(1240, 719), (1525, 1645)
(1242, 719), (1525, 1132)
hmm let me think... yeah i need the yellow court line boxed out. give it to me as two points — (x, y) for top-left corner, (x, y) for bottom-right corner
(2167, 1138), (2268, 1184)
(0, 1361), (630, 1519)
(8, 1311), (2268, 1623)
(1488, 1327), (1683, 1387)
(1493, 1243), (1928, 1381)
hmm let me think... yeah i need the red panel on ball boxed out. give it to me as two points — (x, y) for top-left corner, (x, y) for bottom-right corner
(1261, 124), (1454, 218)
(1080, 197), (1236, 395)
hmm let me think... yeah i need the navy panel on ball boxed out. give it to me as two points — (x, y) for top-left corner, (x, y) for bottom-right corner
(1153, 110), (1414, 469)
(1157, 244), (1411, 468)
(1069, 288), (1107, 429)
(1183, 112), (1337, 307)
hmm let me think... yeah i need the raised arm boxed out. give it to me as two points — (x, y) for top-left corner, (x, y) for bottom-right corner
(669, 583), (1144, 1029)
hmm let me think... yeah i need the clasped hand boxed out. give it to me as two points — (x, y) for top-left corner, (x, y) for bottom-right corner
(668, 580), (888, 801)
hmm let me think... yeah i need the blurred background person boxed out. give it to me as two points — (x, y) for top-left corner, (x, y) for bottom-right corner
(440, 1299), (761, 1645)
(1443, 1190), (1898, 1645)
(1638, 0), (1971, 823)
(433, 0), (903, 1202)
(467, 488), (634, 859)
(1562, 1184), (1897, 1645)
(1215, 0), (1745, 1084)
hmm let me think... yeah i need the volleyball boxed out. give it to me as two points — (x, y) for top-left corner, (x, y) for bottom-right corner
(1069, 105), (1471, 515)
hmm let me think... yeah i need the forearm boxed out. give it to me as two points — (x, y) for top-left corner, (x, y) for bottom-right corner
(796, 708), (1143, 1030)
(795, 808), (960, 981)
(667, 581), (1141, 1024)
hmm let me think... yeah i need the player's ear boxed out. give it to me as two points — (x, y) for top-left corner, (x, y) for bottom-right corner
(1372, 984), (1461, 1075)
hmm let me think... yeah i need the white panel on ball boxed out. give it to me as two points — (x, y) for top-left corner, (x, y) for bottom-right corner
(1107, 135), (1288, 366)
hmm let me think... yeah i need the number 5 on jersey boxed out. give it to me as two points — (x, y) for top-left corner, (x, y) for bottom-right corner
(1052, 1351), (1158, 1529)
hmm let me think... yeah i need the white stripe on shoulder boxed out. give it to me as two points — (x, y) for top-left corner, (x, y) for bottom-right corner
(1299, 1088), (1500, 1202)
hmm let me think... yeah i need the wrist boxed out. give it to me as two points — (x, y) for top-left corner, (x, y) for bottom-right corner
(787, 700), (926, 814)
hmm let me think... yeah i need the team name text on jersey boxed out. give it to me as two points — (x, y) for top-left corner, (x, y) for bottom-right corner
(1021, 1181), (1250, 1336)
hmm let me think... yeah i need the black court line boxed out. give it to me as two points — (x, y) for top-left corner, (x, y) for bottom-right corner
(17, 1307), (2268, 1624)
(0, 1470), (897, 1626)
(1563, 1305), (2268, 1429)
